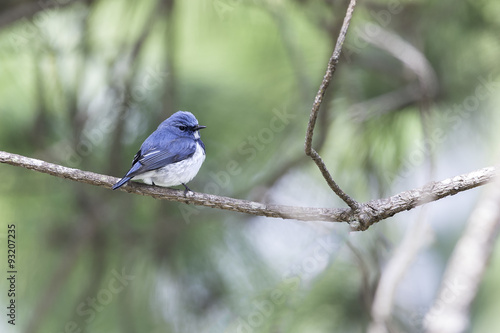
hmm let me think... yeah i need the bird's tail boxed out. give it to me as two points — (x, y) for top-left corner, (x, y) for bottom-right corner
(112, 176), (131, 190)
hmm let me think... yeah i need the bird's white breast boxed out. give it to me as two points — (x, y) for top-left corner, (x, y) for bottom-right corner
(133, 142), (205, 187)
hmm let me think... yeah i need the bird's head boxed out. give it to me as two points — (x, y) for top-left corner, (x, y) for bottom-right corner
(159, 111), (206, 139)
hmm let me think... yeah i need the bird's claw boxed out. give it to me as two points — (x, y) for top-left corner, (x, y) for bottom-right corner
(182, 183), (194, 197)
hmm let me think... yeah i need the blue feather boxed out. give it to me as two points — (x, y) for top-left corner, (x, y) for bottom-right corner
(112, 111), (206, 190)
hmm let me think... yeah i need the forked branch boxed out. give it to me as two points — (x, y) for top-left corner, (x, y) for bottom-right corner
(1, 0), (496, 231)
(304, 0), (359, 210)
(0, 150), (496, 231)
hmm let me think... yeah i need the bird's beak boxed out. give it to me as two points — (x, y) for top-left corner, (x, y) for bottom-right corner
(194, 125), (206, 131)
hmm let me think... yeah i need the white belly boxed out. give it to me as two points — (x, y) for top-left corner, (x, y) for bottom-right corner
(132, 142), (205, 187)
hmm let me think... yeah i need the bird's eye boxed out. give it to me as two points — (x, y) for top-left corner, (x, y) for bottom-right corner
(178, 126), (187, 131)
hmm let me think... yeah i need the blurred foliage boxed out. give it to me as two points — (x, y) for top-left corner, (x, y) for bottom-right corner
(0, 0), (499, 332)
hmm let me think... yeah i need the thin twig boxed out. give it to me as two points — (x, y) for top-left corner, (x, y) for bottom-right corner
(304, 0), (359, 210)
(251, 4), (345, 197)
(1, 150), (497, 231)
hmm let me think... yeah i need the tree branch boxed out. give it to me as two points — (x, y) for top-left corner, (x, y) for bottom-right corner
(304, 0), (359, 211)
(1, 150), (496, 231)
(424, 175), (500, 333)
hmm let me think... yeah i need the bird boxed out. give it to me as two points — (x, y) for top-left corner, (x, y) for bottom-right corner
(112, 111), (206, 192)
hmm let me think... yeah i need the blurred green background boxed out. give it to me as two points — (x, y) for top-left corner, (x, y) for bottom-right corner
(0, 0), (499, 332)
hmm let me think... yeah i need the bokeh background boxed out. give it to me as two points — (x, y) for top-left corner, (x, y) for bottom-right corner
(0, 0), (500, 332)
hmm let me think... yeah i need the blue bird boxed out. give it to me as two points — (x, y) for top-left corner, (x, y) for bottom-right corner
(112, 111), (206, 191)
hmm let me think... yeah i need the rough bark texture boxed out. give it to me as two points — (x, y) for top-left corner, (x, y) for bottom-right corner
(304, 0), (360, 211)
(424, 175), (500, 333)
(0, 150), (496, 231)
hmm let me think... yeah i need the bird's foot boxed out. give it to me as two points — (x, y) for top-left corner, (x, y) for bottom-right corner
(182, 183), (194, 197)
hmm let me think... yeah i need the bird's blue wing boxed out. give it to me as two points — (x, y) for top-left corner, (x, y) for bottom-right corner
(112, 124), (202, 191)
(124, 138), (196, 178)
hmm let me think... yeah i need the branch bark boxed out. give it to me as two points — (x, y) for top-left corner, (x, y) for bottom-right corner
(304, 0), (359, 211)
(424, 175), (500, 333)
(1, 150), (496, 231)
